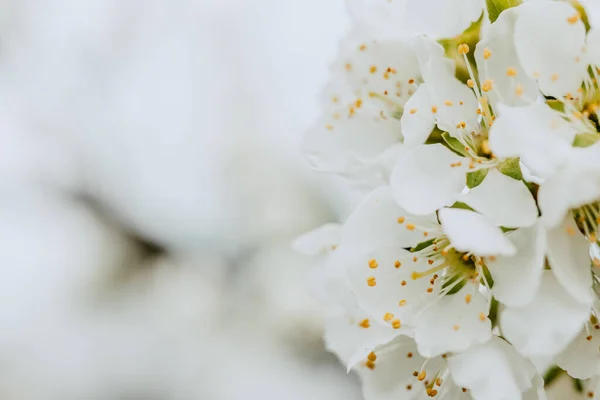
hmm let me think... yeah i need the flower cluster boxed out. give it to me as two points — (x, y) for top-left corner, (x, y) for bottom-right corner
(297, 0), (600, 398)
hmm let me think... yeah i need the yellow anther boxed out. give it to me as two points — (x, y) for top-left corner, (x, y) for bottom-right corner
(369, 65), (377, 74)
(394, 260), (402, 269)
(367, 276), (377, 287)
(568, 12), (581, 24)
(479, 312), (486, 321)
(506, 67), (517, 77)
(408, 79), (415, 84)
(456, 122), (466, 129)
(453, 325), (460, 331)
(355, 99), (363, 108)
(431, 106), (438, 113)
(587, 335), (593, 341)
(467, 79), (475, 88)
(566, 226), (576, 236)
(392, 319), (401, 329)
(457, 44), (470, 55)
(410, 108), (418, 114)
(444, 100), (453, 106)
(397, 216), (406, 224)
(417, 371), (427, 381)
(423, 231), (429, 237)
(481, 79), (494, 92)
(573, 111), (583, 120)
(365, 360), (376, 370)
(345, 63), (352, 71)
(359, 43), (367, 51)
(413, 256), (418, 262)
(407, 352), (413, 358)
(368, 259), (379, 269)
(368, 352), (377, 362)
(551, 74), (559, 82)
(383, 312), (395, 322)
(465, 294), (472, 304)
(406, 223), (416, 231)
(483, 48), (492, 60)
(436, 378), (443, 386)
(399, 299), (407, 306)
(401, 280), (407, 286)
(359, 319), (371, 328)
(428, 259), (434, 265)
(325, 124), (334, 131)
(515, 84), (524, 97)
(427, 288), (434, 293)
(450, 161), (462, 167)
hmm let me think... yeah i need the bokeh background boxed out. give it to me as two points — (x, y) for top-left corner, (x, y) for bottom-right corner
(0, 0), (581, 398)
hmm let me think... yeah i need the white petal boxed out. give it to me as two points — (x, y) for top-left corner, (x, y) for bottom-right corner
(489, 103), (576, 178)
(522, 375), (547, 400)
(486, 223), (546, 307)
(293, 223), (341, 256)
(414, 283), (491, 358)
(414, 36), (480, 135)
(539, 166), (600, 229)
(514, 1), (588, 97)
(475, 8), (539, 107)
(339, 187), (439, 257)
(404, 0), (484, 38)
(439, 208), (516, 257)
(449, 337), (538, 400)
(347, 246), (439, 329)
(303, 111), (402, 174)
(325, 310), (398, 368)
(547, 215), (593, 305)
(556, 328), (600, 380)
(356, 336), (430, 400)
(500, 270), (590, 358)
(401, 84), (436, 146)
(461, 168), (538, 228)
(588, 28), (600, 67)
(390, 144), (467, 215)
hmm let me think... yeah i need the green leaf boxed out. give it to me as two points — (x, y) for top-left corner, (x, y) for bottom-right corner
(573, 133), (600, 148)
(441, 132), (467, 157)
(486, 0), (522, 23)
(450, 201), (475, 211)
(410, 239), (436, 253)
(466, 168), (489, 189)
(497, 157), (523, 180)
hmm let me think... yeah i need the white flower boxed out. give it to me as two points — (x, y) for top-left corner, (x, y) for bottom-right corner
(352, 336), (544, 400)
(499, 270), (590, 359)
(303, 30), (421, 185)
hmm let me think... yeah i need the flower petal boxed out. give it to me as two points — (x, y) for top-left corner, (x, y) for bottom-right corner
(461, 168), (538, 228)
(400, 83), (436, 146)
(414, 282), (491, 358)
(514, 1), (588, 97)
(404, 0), (484, 38)
(556, 328), (600, 380)
(355, 336), (430, 400)
(546, 215), (593, 305)
(439, 208), (516, 257)
(500, 270), (590, 358)
(293, 223), (341, 256)
(448, 337), (538, 400)
(489, 102), (576, 179)
(486, 222), (546, 307)
(339, 187), (439, 257)
(414, 36), (480, 135)
(588, 28), (600, 67)
(347, 246), (439, 329)
(475, 8), (538, 107)
(539, 166), (600, 229)
(390, 144), (467, 215)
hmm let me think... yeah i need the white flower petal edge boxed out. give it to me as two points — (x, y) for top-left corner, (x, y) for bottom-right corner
(448, 336), (543, 400)
(293, 223), (342, 257)
(461, 168), (538, 228)
(486, 222), (546, 307)
(500, 270), (590, 359)
(400, 83), (436, 146)
(546, 215), (593, 305)
(514, 0), (588, 97)
(475, 7), (538, 107)
(489, 102), (576, 179)
(390, 144), (467, 215)
(404, 0), (484, 39)
(556, 327), (600, 380)
(438, 208), (516, 257)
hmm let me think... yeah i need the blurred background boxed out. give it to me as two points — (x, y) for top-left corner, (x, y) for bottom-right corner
(0, 0), (372, 398)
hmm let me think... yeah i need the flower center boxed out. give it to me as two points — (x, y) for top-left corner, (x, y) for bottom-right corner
(573, 202), (600, 243)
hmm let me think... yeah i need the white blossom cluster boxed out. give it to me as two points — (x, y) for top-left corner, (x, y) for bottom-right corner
(296, 0), (600, 398)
